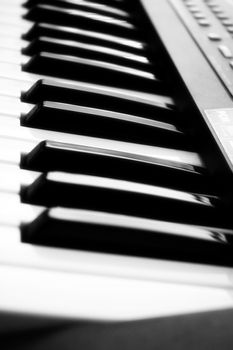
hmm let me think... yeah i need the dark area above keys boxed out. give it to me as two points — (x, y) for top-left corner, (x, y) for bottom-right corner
(21, 141), (212, 192)
(24, 5), (139, 39)
(21, 208), (233, 267)
(21, 172), (228, 227)
(20, 101), (189, 149)
(22, 52), (162, 93)
(22, 36), (152, 71)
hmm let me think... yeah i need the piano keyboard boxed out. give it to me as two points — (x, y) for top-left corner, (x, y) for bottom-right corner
(2, 0), (233, 331)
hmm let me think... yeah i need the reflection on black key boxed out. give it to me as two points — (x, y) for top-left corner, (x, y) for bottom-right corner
(24, 5), (138, 39)
(22, 79), (174, 119)
(84, 0), (126, 8)
(21, 140), (212, 192)
(21, 207), (233, 266)
(22, 52), (162, 92)
(22, 23), (146, 54)
(24, 0), (130, 19)
(83, 0), (134, 12)
(22, 36), (152, 71)
(21, 101), (187, 148)
(21, 172), (225, 226)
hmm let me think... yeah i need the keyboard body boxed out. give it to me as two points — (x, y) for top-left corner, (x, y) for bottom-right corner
(1, 0), (233, 343)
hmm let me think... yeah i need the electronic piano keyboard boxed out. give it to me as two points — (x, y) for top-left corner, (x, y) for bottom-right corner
(2, 0), (233, 347)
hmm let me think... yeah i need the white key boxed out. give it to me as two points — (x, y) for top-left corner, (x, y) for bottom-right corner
(0, 48), (29, 64)
(0, 77), (31, 97)
(0, 193), (42, 226)
(0, 17), (32, 30)
(0, 36), (27, 50)
(0, 5), (26, 16)
(0, 260), (233, 321)
(0, 0), (25, 6)
(0, 163), (39, 192)
(0, 23), (26, 37)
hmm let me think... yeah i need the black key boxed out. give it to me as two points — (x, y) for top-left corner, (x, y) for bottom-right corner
(84, 0), (126, 8)
(22, 36), (152, 71)
(21, 172), (227, 226)
(22, 52), (162, 93)
(21, 140), (213, 192)
(20, 101), (188, 148)
(24, 5), (139, 39)
(24, 0), (128, 11)
(21, 207), (233, 266)
(23, 0), (130, 19)
(22, 79), (173, 119)
(22, 23), (147, 54)
(83, 0), (135, 12)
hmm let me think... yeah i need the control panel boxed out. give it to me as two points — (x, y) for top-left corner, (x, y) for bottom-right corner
(169, 0), (233, 98)
(167, 0), (233, 173)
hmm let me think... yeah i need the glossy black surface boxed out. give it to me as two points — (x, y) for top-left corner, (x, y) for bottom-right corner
(22, 23), (147, 54)
(21, 207), (233, 266)
(20, 101), (188, 148)
(22, 79), (173, 119)
(22, 52), (160, 92)
(21, 172), (226, 226)
(22, 36), (152, 71)
(23, 0), (130, 19)
(21, 140), (210, 192)
(24, 5), (139, 39)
